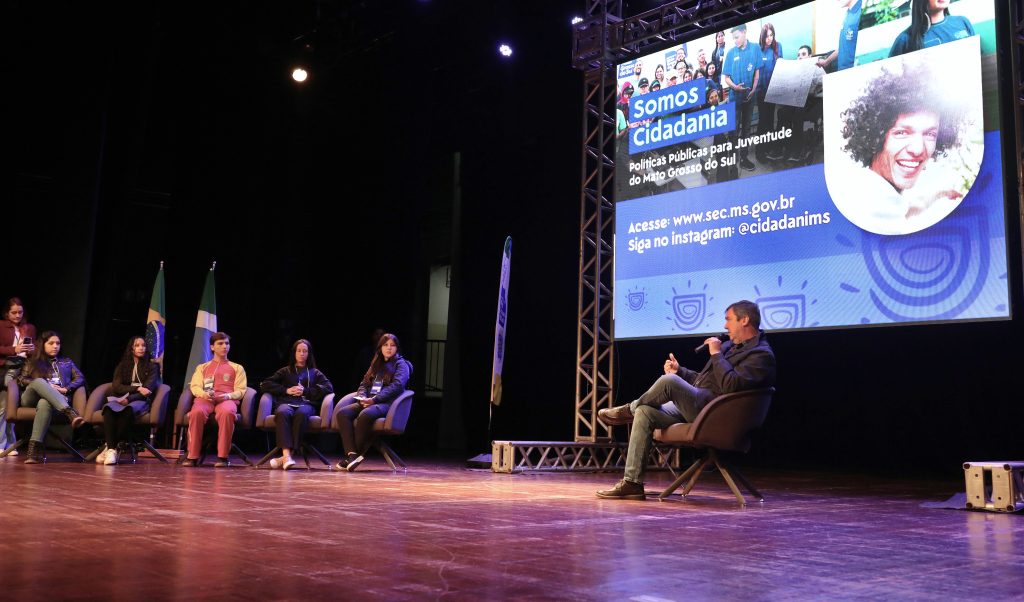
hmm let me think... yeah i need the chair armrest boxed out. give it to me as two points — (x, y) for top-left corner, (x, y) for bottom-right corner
(329, 392), (359, 429)
(255, 393), (273, 429)
(147, 384), (172, 427)
(317, 393), (335, 432)
(84, 383), (113, 422)
(175, 389), (195, 426)
(5, 381), (22, 417)
(383, 389), (414, 433)
(72, 387), (88, 415)
(238, 387), (257, 429)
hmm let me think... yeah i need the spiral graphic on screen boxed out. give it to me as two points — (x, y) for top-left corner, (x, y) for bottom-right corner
(669, 293), (706, 331)
(862, 206), (989, 321)
(756, 295), (806, 330)
(626, 287), (648, 311)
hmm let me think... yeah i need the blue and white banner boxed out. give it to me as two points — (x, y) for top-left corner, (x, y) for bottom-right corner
(490, 237), (512, 406)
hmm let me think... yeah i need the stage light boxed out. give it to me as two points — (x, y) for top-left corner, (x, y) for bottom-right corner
(292, 67), (308, 82)
(571, 16), (584, 25)
(498, 44), (513, 57)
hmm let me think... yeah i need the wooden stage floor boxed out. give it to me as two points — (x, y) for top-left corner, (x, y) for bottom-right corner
(2, 454), (1022, 600)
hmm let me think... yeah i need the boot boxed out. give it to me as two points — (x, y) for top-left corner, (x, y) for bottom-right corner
(61, 407), (86, 428)
(24, 440), (43, 464)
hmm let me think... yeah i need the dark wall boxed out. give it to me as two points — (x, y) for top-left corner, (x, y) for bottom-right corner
(7, 1), (1022, 474)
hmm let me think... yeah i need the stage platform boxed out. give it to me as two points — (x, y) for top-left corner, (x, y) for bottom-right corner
(3, 454), (1022, 600)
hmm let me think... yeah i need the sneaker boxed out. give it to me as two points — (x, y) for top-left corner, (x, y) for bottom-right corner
(766, 148), (784, 161)
(269, 457), (284, 469)
(104, 449), (119, 465)
(213, 458), (230, 468)
(597, 404), (634, 426)
(95, 447), (109, 464)
(335, 453), (358, 471)
(596, 479), (646, 500)
(345, 455), (364, 472)
(740, 158), (756, 171)
(282, 458), (297, 470)
(3, 447), (18, 457)
(181, 459), (196, 467)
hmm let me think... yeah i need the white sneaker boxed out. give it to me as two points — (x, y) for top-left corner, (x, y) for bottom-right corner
(95, 447), (109, 464)
(3, 447), (17, 457)
(269, 457), (284, 469)
(104, 449), (119, 465)
(282, 458), (296, 470)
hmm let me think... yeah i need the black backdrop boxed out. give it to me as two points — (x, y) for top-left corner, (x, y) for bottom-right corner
(7, 1), (1022, 474)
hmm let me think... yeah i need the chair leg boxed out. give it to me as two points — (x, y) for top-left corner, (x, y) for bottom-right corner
(304, 443), (331, 467)
(1, 436), (28, 458)
(378, 441), (407, 472)
(721, 458), (764, 502)
(713, 457), (748, 505)
(658, 456), (704, 500)
(680, 456), (712, 497)
(256, 446), (282, 467)
(232, 443), (254, 466)
(48, 432), (85, 462)
(139, 438), (168, 463)
(84, 444), (106, 462)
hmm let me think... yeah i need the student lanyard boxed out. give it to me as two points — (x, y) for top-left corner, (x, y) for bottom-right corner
(295, 366), (310, 388)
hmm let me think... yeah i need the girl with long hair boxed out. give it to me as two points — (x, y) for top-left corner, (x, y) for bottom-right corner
(0, 297), (36, 454)
(332, 333), (411, 471)
(260, 339), (333, 469)
(16, 331), (87, 463)
(96, 336), (160, 465)
(889, 0), (975, 57)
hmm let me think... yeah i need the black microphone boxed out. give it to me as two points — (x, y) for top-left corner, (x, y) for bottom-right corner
(694, 333), (727, 354)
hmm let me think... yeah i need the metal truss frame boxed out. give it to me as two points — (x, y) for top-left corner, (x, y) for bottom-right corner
(491, 440), (681, 474)
(572, 0), (811, 444)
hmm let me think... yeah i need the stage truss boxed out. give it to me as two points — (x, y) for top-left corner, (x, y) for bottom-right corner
(491, 439), (680, 474)
(497, 0), (1024, 470)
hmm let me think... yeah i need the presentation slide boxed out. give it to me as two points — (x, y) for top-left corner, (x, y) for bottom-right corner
(612, 0), (1010, 339)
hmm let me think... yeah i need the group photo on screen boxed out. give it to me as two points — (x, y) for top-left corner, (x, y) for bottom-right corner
(612, 0), (1009, 340)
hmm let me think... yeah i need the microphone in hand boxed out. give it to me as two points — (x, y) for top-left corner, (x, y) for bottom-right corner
(694, 333), (727, 354)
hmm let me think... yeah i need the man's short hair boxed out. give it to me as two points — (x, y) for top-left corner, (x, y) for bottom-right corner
(209, 332), (230, 346)
(727, 300), (761, 329)
(841, 62), (965, 167)
(799, 44), (812, 56)
(731, 23), (747, 33)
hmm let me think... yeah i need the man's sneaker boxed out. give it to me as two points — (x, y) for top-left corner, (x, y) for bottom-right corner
(740, 158), (756, 171)
(104, 449), (119, 465)
(596, 479), (646, 500)
(597, 404), (634, 426)
(214, 458), (230, 468)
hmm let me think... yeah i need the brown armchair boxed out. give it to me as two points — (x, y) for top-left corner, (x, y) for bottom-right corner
(329, 389), (415, 471)
(653, 387), (774, 505)
(83, 382), (172, 463)
(0, 381), (88, 461)
(172, 387), (257, 466)
(253, 391), (335, 469)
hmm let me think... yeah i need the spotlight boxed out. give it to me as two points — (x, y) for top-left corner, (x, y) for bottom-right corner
(571, 16), (584, 25)
(292, 67), (308, 82)
(498, 44), (513, 57)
